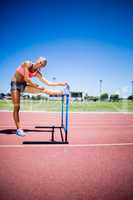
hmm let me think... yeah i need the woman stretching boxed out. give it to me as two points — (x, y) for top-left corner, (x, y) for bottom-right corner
(10, 57), (69, 136)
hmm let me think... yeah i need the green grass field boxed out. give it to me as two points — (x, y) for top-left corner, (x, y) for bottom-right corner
(0, 99), (133, 112)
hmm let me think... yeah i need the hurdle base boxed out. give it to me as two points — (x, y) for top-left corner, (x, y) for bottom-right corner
(23, 141), (69, 145)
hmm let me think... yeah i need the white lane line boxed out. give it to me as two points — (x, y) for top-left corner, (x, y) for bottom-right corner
(0, 143), (133, 148)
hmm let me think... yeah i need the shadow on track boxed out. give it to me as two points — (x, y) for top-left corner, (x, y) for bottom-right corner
(0, 129), (52, 135)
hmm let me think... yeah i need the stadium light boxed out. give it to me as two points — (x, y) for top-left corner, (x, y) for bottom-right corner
(53, 77), (56, 82)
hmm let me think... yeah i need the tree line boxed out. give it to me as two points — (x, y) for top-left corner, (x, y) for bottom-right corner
(84, 93), (133, 102)
(0, 92), (133, 102)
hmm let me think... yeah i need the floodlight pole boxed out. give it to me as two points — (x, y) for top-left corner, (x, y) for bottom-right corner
(99, 80), (103, 100)
(131, 81), (133, 100)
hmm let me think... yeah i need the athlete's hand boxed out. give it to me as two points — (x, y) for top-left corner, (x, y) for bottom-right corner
(64, 82), (69, 86)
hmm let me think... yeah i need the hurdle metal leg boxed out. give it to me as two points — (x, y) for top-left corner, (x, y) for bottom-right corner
(65, 94), (69, 142)
(51, 126), (54, 142)
(23, 94), (69, 144)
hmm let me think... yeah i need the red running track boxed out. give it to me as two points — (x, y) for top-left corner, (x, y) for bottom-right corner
(0, 112), (133, 200)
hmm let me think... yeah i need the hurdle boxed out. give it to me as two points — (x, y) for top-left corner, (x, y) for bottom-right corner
(23, 94), (69, 144)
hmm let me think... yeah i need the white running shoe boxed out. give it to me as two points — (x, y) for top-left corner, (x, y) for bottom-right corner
(16, 129), (26, 137)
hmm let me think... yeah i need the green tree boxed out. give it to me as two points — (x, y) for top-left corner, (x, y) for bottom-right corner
(100, 93), (109, 101)
(84, 93), (89, 101)
(128, 95), (133, 100)
(110, 94), (119, 102)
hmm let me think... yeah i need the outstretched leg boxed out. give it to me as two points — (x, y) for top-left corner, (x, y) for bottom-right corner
(24, 86), (64, 95)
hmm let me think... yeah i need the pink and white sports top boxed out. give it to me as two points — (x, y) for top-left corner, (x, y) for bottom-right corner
(16, 64), (38, 78)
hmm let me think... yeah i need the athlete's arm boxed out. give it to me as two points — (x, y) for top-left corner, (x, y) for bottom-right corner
(23, 62), (40, 88)
(36, 71), (66, 86)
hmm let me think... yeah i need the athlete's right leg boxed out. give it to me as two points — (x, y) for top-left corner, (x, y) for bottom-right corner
(11, 89), (26, 136)
(11, 89), (21, 129)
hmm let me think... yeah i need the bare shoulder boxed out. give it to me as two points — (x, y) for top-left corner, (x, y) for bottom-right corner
(22, 60), (32, 68)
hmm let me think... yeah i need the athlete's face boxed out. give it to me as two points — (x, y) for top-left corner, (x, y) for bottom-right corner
(35, 60), (47, 69)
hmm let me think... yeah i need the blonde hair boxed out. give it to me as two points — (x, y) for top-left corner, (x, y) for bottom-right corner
(36, 56), (47, 65)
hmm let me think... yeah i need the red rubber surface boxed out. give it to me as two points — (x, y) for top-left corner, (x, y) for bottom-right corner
(0, 112), (133, 200)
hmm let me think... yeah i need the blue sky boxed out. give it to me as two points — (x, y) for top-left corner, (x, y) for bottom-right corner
(1, 0), (133, 97)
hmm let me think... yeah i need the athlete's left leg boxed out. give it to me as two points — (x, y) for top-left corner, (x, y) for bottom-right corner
(23, 86), (64, 95)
